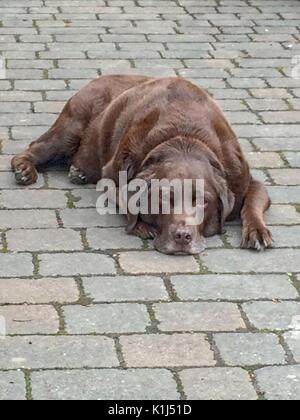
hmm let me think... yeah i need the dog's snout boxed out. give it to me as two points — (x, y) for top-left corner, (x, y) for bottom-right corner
(174, 227), (193, 245)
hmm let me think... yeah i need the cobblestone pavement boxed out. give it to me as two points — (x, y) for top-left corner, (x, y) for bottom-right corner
(0, 0), (300, 401)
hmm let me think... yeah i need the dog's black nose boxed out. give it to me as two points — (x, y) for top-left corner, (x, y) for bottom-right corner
(174, 227), (193, 245)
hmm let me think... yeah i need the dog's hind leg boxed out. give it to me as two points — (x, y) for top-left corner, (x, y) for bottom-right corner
(240, 179), (273, 250)
(11, 101), (85, 185)
(68, 121), (103, 185)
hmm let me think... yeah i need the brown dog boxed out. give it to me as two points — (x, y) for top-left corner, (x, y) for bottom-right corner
(11, 75), (273, 255)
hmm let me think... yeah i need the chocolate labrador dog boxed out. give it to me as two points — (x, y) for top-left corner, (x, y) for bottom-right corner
(12, 75), (273, 255)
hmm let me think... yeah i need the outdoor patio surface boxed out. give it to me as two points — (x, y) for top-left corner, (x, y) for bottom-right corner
(0, 0), (300, 400)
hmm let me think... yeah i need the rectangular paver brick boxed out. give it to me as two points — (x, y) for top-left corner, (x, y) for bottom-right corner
(0, 336), (118, 369)
(82, 275), (169, 302)
(269, 169), (300, 186)
(256, 366), (300, 400)
(60, 209), (126, 228)
(253, 138), (300, 152)
(180, 368), (257, 400)
(120, 333), (215, 367)
(0, 190), (67, 209)
(31, 369), (179, 400)
(283, 332), (300, 363)
(215, 333), (286, 366)
(6, 229), (83, 252)
(0, 372), (26, 401)
(171, 274), (298, 301)
(86, 228), (143, 250)
(119, 251), (199, 274)
(154, 302), (245, 332)
(0, 278), (79, 304)
(0, 253), (33, 277)
(243, 301), (300, 331)
(0, 210), (58, 229)
(39, 253), (116, 276)
(0, 305), (59, 334)
(201, 249), (300, 273)
(64, 303), (150, 334)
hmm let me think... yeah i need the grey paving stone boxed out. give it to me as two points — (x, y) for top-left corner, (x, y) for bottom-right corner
(86, 228), (143, 250)
(14, 80), (66, 91)
(201, 249), (300, 273)
(171, 274), (298, 301)
(284, 152), (300, 167)
(251, 169), (269, 184)
(0, 336), (118, 369)
(0, 371), (26, 401)
(0, 155), (13, 171)
(0, 278), (79, 304)
(224, 111), (260, 124)
(226, 225), (300, 248)
(208, 88), (250, 99)
(39, 253), (116, 276)
(235, 124), (300, 139)
(60, 208), (126, 228)
(246, 99), (288, 111)
(180, 368), (257, 400)
(0, 113), (57, 127)
(268, 186), (300, 204)
(0, 210), (58, 229)
(256, 366), (300, 400)
(215, 333), (286, 366)
(154, 302), (245, 332)
(0, 127), (9, 141)
(64, 303), (150, 334)
(6, 60), (52, 70)
(46, 90), (76, 101)
(1, 0), (300, 401)
(253, 138), (300, 152)
(6, 228), (83, 252)
(261, 111), (300, 124)
(269, 169), (300, 185)
(0, 305), (59, 334)
(0, 171), (45, 189)
(0, 102), (31, 113)
(246, 152), (284, 168)
(72, 189), (110, 208)
(1, 141), (32, 155)
(82, 275), (169, 302)
(120, 334), (215, 367)
(284, 332), (300, 363)
(34, 101), (65, 113)
(119, 251), (199, 274)
(31, 369), (179, 400)
(243, 302), (300, 331)
(218, 99), (247, 111)
(0, 253), (33, 277)
(0, 190), (68, 209)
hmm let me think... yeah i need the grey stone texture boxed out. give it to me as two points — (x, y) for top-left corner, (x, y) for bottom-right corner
(1, 0), (300, 400)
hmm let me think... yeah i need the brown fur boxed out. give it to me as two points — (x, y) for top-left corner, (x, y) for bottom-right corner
(11, 75), (273, 254)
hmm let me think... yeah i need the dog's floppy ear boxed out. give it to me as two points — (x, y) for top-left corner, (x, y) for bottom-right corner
(205, 150), (235, 234)
(218, 185), (235, 234)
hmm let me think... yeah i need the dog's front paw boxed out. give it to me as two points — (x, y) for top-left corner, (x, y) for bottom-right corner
(68, 165), (88, 185)
(12, 157), (38, 185)
(241, 223), (274, 251)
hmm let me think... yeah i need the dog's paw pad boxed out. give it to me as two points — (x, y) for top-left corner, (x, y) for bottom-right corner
(69, 165), (88, 185)
(241, 225), (274, 251)
(13, 162), (38, 186)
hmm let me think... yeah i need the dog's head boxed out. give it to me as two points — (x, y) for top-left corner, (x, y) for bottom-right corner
(119, 137), (235, 255)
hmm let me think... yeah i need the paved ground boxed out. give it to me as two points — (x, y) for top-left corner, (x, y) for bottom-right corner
(0, 0), (300, 401)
